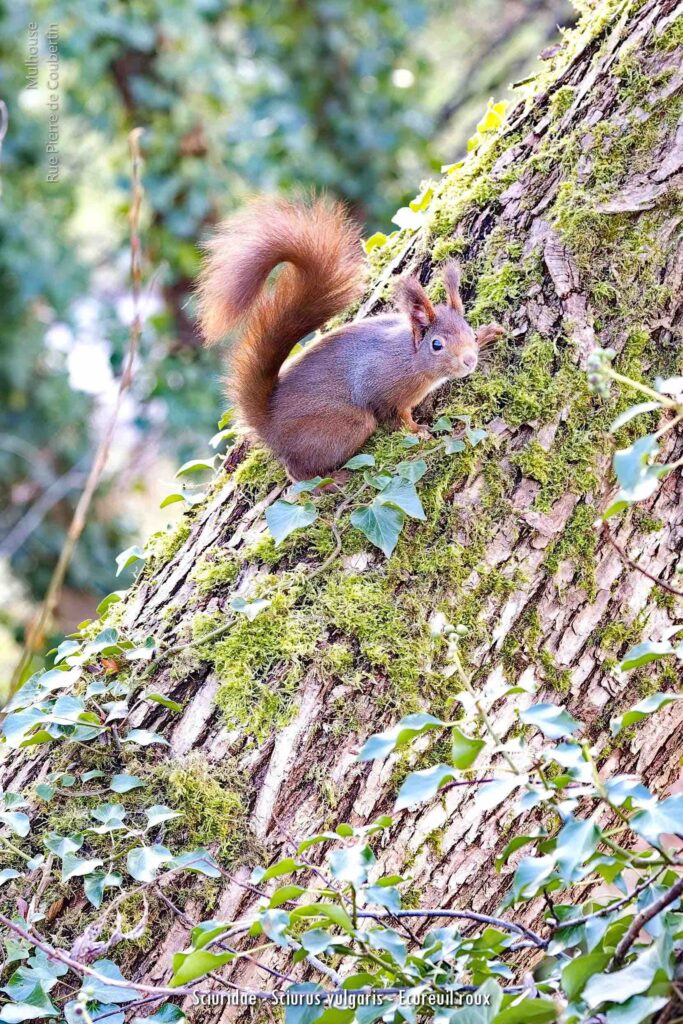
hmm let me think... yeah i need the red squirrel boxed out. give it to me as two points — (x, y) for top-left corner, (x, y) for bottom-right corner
(198, 196), (503, 480)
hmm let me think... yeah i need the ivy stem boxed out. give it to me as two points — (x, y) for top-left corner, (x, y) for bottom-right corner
(0, 835), (33, 863)
(606, 367), (680, 409)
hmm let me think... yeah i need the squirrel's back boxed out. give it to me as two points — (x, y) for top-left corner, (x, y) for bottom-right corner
(198, 196), (365, 434)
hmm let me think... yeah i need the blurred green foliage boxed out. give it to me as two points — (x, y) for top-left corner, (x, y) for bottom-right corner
(0, 0), (567, 633)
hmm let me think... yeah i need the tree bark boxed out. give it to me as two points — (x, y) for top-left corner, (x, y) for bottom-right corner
(3, 0), (683, 1015)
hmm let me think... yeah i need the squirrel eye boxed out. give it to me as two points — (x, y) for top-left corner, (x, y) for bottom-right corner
(431, 337), (444, 352)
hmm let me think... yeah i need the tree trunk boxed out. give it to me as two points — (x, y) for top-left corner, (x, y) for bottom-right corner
(3, 0), (683, 1014)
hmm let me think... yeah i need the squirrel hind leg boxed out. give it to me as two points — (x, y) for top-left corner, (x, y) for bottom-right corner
(276, 407), (376, 481)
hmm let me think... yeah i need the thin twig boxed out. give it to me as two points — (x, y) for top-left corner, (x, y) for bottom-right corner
(602, 522), (683, 599)
(9, 128), (147, 697)
(552, 865), (668, 930)
(354, 908), (546, 948)
(611, 876), (683, 966)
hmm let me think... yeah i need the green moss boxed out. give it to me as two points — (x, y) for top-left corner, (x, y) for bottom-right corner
(538, 650), (572, 694)
(191, 551), (239, 595)
(596, 617), (644, 654)
(161, 753), (253, 864)
(148, 520), (191, 566)
(653, 17), (683, 52)
(424, 827), (446, 857)
(431, 237), (468, 263)
(233, 446), (286, 501)
(544, 504), (599, 598)
(549, 85), (575, 121)
(652, 588), (676, 612)
(321, 573), (435, 711)
(193, 588), (321, 739)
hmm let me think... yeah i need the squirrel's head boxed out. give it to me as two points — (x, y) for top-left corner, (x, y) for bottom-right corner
(394, 262), (478, 380)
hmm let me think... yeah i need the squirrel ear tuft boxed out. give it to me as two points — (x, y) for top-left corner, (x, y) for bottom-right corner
(442, 261), (464, 315)
(394, 276), (435, 346)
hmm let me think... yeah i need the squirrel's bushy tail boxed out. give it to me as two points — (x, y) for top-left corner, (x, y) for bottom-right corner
(198, 195), (364, 433)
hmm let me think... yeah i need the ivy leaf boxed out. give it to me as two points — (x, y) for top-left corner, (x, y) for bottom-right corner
(376, 477), (425, 520)
(133, 1005), (186, 1024)
(125, 637), (157, 662)
(611, 692), (681, 734)
(520, 703), (580, 740)
(0, 869), (21, 887)
(619, 641), (675, 672)
(290, 477), (332, 494)
(508, 855), (557, 903)
(365, 927), (407, 965)
(433, 416), (452, 433)
(465, 427), (488, 446)
(364, 885), (401, 913)
(230, 596), (271, 621)
(260, 909), (292, 948)
(124, 729), (169, 747)
(476, 776), (521, 812)
(358, 712), (446, 761)
(613, 435), (665, 502)
(115, 545), (146, 577)
(266, 500), (318, 545)
(110, 774), (145, 794)
(300, 928), (333, 955)
(395, 764), (457, 811)
(451, 727), (485, 769)
(171, 848), (221, 878)
(96, 592), (126, 617)
(145, 805), (182, 829)
(126, 845), (173, 882)
(351, 501), (404, 557)
(84, 871), (123, 909)
(175, 457), (217, 477)
(604, 775), (652, 807)
(170, 950), (233, 988)
(583, 940), (666, 1008)
(54, 639), (81, 664)
(443, 437), (466, 454)
(554, 819), (600, 882)
(630, 795), (683, 845)
(493, 998), (556, 1023)
(603, 995), (669, 1023)
(495, 832), (546, 871)
(0, 812), (30, 838)
(45, 833), (83, 857)
(145, 693), (183, 713)
(79, 961), (138, 1004)
(610, 402), (660, 432)
(269, 884), (306, 909)
(252, 857), (302, 884)
(62, 853), (104, 882)
(283, 983), (325, 1024)
(90, 803), (127, 833)
(328, 844), (376, 886)
(0, 983), (58, 1022)
(562, 952), (611, 1002)
(189, 919), (230, 950)
(343, 454), (375, 470)
(396, 459), (428, 483)
(289, 903), (354, 934)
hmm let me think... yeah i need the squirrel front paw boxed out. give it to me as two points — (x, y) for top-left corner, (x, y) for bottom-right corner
(476, 323), (506, 349)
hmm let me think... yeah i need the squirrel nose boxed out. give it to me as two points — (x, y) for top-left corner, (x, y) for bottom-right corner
(462, 352), (477, 372)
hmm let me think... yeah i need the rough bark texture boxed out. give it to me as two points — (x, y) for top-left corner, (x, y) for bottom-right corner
(3, 0), (683, 1015)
